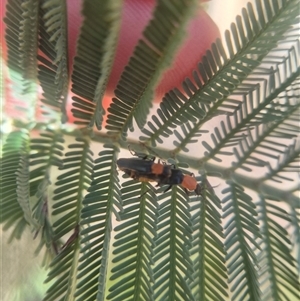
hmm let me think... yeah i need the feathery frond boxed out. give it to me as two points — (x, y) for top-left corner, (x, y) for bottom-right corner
(290, 207), (300, 274)
(2, 0), (300, 299)
(107, 179), (158, 301)
(52, 137), (93, 240)
(222, 182), (261, 301)
(106, 0), (200, 139)
(189, 176), (228, 300)
(202, 67), (300, 163)
(256, 196), (300, 300)
(152, 187), (194, 301)
(37, 0), (69, 122)
(75, 146), (121, 301)
(4, 0), (39, 119)
(173, 121), (208, 153)
(43, 230), (80, 301)
(231, 106), (300, 172)
(265, 138), (300, 183)
(16, 147), (36, 227)
(0, 131), (29, 240)
(140, 0), (300, 146)
(43, 136), (94, 301)
(70, 0), (122, 128)
(30, 129), (65, 257)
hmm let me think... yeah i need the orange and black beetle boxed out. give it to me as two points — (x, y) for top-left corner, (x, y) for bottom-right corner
(117, 152), (202, 195)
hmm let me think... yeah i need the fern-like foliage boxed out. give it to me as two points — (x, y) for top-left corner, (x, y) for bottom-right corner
(4, 0), (39, 120)
(107, 180), (158, 300)
(70, 0), (121, 128)
(75, 146), (121, 301)
(0, 131), (30, 240)
(37, 0), (69, 122)
(290, 207), (300, 274)
(139, 0), (299, 147)
(2, 0), (300, 300)
(43, 136), (94, 300)
(152, 187), (194, 301)
(106, 0), (200, 138)
(189, 176), (228, 301)
(256, 196), (299, 300)
(222, 182), (261, 301)
(30, 129), (65, 259)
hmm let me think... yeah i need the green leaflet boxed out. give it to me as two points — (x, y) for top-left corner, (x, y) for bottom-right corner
(2, 0), (300, 300)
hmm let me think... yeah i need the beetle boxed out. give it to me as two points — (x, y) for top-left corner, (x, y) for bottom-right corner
(117, 157), (172, 179)
(119, 167), (159, 183)
(117, 147), (204, 195)
(156, 169), (202, 195)
(117, 147), (174, 178)
(118, 161), (203, 195)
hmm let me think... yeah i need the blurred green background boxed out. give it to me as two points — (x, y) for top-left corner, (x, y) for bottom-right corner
(1, 227), (49, 301)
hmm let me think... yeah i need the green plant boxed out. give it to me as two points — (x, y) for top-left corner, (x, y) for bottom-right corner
(1, 0), (299, 300)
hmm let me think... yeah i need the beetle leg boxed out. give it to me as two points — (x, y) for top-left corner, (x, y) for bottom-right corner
(194, 184), (202, 196)
(128, 145), (153, 160)
(128, 145), (136, 156)
(184, 188), (191, 195)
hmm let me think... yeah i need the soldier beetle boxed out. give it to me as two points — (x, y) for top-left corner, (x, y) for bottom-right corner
(117, 149), (203, 195)
(117, 157), (172, 179)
